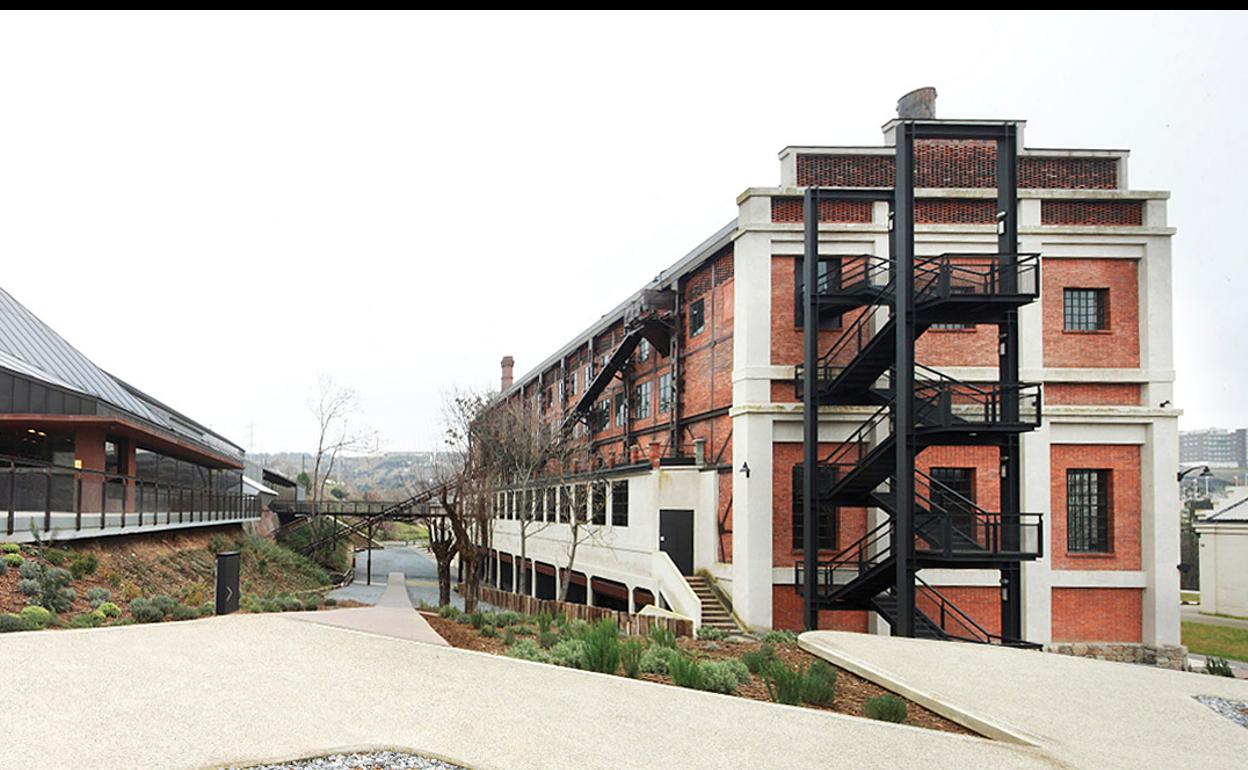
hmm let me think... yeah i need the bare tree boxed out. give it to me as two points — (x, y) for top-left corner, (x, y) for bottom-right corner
(489, 398), (556, 597)
(424, 505), (457, 607)
(439, 387), (500, 614)
(308, 374), (377, 516)
(555, 459), (612, 603)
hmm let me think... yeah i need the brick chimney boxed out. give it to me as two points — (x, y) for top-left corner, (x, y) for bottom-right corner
(500, 356), (514, 391)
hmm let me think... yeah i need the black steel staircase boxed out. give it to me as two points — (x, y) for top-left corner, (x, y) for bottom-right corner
(795, 121), (1042, 645)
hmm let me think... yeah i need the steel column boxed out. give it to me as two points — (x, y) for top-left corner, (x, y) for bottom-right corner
(996, 124), (1024, 640)
(892, 121), (917, 637)
(802, 188), (819, 630)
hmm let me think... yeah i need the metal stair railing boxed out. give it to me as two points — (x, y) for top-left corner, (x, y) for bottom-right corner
(915, 576), (1041, 648)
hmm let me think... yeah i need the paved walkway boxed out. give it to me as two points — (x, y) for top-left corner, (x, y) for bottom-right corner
(288, 571), (447, 646)
(1183, 604), (1248, 630)
(328, 545), (470, 611)
(801, 630), (1248, 769)
(0, 617), (1049, 770)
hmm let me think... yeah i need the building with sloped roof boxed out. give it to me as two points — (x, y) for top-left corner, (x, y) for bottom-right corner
(0, 285), (257, 541)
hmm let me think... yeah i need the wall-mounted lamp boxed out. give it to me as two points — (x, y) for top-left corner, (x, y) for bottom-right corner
(740, 462), (750, 479)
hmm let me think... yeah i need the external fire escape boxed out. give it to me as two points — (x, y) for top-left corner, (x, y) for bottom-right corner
(794, 121), (1043, 645)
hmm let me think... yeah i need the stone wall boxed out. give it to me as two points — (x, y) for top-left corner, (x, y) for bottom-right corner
(1046, 642), (1188, 670)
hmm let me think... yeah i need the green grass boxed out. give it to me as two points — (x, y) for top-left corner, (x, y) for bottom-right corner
(1182, 621), (1248, 663)
(386, 521), (428, 541)
(1181, 591), (1200, 604)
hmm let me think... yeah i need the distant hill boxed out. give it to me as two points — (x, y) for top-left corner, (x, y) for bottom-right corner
(251, 451), (451, 500)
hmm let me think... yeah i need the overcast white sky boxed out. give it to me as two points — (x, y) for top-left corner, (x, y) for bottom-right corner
(1, 11), (1244, 454)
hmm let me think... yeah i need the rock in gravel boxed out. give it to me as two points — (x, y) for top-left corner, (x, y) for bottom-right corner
(227, 750), (466, 770)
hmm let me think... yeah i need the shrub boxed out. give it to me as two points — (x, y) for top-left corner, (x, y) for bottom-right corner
(668, 655), (704, 690)
(505, 639), (551, 664)
(43, 548), (69, 566)
(208, 534), (229, 554)
(480, 624), (498, 638)
(280, 594), (305, 612)
(69, 553), (98, 579)
(494, 610), (521, 627)
(198, 601), (213, 617)
(639, 644), (681, 676)
(0, 543), (20, 553)
(180, 582), (210, 607)
(583, 620), (622, 675)
(18, 560), (40, 579)
(648, 624), (677, 648)
(721, 657), (751, 684)
(129, 598), (166, 623)
(562, 619), (590, 640)
(29, 566), (75, 613)
(301, 595), (321, 611)
(700, 661), (743, 694)
(438, 604), (461, 620)
(97, 602), (121, 618)
(803, 661), (837, 706)
(762, 630), (799, 645)
(761, 660), (805, 705)
(171, 604), (202, 621)
(0, 613), (26, 632)
(537, 630), (559, 650)
(468, 611), (486, 629)
(19, 605), (53, 630)
(104, 571), (122, 588)
(1206, 656), (1235, 677)
(535, 610), (553, 633)
(151, 595), (179, 616)
(18, 578), (40, 597)
(697, 625), (727, 641)
(620, 638), (644, 678)
(511, 624), (536, 637)
(549, 639), (589, 669)
(86, 587), (112, 607)
(323, 597), (338, 607)
(864, 694), (907, 723)
(69, 611), (103, 629)
(741, 643), (777, 674)
(4, 553), (23, 568)
(502, 628), (516, 647)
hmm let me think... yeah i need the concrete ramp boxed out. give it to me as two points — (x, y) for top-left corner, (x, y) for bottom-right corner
(284, 571), (448, 646)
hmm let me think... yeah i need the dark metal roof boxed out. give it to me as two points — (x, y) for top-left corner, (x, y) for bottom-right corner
(0, 285), (243, 459)
(0, 286), (156, 420)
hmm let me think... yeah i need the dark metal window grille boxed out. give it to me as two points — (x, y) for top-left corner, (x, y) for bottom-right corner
(633, 381), (652, 419)
(611, 480), (629, 526)
(1063, 288), (1108, 331)
(573, 485), (587, 522)
(1067, 469), (1111, 552)
(794, 257), (842, 328)
(658, 372), (674, 413)
(614, 393), (627, 427)
(930, 467), (975, 534)
(791, 464), (837, 550)
(689, 299), (705, 337)
(591, 482), (606, 525)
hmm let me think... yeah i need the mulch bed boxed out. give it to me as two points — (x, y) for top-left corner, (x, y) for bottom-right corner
(423, 613), (971, 735)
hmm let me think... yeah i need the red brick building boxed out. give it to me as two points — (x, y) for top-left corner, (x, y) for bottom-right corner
(484, 101), (1179, 652)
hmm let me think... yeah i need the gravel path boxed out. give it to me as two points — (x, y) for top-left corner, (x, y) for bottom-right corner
(1195, 695), (1248, 730)
(228, 751), (465, 769)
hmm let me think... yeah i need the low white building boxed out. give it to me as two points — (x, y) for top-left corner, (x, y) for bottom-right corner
(1195, 491), (1248, 617)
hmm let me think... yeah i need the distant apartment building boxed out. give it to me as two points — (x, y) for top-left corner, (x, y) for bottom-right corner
(1180, 428), (1247, 468)
(480, 99), (1179, 652)
(0, 286), (258, 541)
